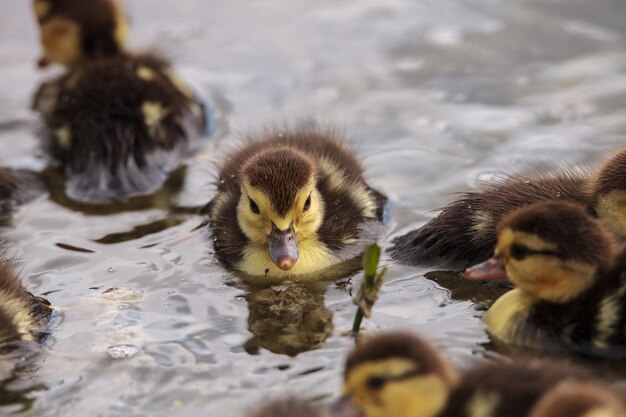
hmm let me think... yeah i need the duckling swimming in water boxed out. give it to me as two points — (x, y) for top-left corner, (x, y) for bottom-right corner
(0, 259), (51, 381)
(32, 0), (211, 201)
(390, 148), (626, 269)
(204, 127), (387, 280)
(465, 200), (626, 358)
(337, 332), (612, 417)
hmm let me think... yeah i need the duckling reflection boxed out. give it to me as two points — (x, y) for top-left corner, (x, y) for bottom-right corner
(0, 168), (43, 221)
(243, 281), (333, 356)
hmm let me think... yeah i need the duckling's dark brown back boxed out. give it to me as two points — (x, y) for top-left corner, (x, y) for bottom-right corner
(440, 358), (595, 417)
(390, 170), (589, 269)
(34, 53), (208, 200)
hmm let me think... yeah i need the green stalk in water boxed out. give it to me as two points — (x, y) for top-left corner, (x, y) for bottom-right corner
(351, 244), (387, 337)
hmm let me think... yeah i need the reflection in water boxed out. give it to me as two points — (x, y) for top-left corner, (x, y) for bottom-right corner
(41, 165), (191, 215)
(244, 282), (333, 357)
(425, 270), (510, 307)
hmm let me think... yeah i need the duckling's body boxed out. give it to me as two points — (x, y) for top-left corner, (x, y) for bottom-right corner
(0, 259), (51, 380)
(390, 170), (589, 269)
(466, 201), (626, 359)
(392, 149), (626, 270)
(338, 332), (614, 417)
(205, 128), (386, 279)
(32, 0), (211, 201)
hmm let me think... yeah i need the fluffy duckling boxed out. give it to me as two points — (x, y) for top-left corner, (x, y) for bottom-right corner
(465, 201), (626, 358)
(0, 259), (51, 381)
(337, 332), (606, 417)
(530, 383), (626, 417)
(204, 128), (387, 280)
(32, 0), (211, 201)
(391, 149), (626, 269)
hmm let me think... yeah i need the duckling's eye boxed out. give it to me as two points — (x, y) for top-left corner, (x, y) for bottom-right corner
(366, 376), (387, 390)
(510, 244), (530, 260)
(303, 195), (311, 212)
(249, 198), (260, 215)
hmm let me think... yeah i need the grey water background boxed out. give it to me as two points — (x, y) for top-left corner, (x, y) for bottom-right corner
(1, 0), (626, 415)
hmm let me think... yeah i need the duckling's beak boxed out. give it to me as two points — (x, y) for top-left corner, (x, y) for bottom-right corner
(268, 223), (299, 271)
(464, 256), (508, 281)
(329, 396), (365, 417)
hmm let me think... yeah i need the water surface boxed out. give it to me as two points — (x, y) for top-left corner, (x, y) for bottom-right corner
(1, 0), (626, 415)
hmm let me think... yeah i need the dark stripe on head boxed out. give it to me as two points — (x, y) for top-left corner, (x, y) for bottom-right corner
(497, 201), (614, 266)
(344, 332), (457, 385)
(242, 147), (316, 216)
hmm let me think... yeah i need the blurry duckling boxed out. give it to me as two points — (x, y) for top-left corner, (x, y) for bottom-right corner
(336, 332), (610, 417)
(530, 383), (626, 417)
(465, 200), (626, 358)
(0, 258), (51, 381)
(32, 0), (212, 201)
(390, 148), (626, 269)
(204, 127), (387, 280)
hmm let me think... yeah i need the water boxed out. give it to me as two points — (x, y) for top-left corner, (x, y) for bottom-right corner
(1, 0), (626, 415)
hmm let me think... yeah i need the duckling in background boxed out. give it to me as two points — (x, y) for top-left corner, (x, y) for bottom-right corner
(205, 127), (387, 280)
(337, 332), (609, 417)
(465, 201), (626, 358)
(390, 148), (626, 269)
(32, 0), (212, 201)
(0, 258), (51, 381)
(530, 383), (626, 417)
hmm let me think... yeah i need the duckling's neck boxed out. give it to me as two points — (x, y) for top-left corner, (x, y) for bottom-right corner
(485, 288), (537, 345)
(239, 238), (337, 279)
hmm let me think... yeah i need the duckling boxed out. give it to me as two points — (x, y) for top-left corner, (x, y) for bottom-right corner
(390, 148), (626, 269)
(465, 200), (626, 358)
(338, 332), (605, 417)
(204, 127), (387, 280)
(248, 398), (325, 417)
(0, 258), (51, 381)
(530, 383), (626, 417)
(32, 0), (211, 201)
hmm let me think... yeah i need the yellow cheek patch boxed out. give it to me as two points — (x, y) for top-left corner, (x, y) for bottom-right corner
(344, 359), (448, 417)
(41, 17), (82, 66)
(496, 229), (558, 256)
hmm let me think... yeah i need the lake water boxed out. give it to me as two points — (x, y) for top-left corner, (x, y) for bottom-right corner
(1, 0), (626, 415)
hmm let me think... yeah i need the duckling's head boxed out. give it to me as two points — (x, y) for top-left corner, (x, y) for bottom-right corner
(238, 146), (323, 271)
(336, 332), (458, 417)
(466, 201), (615, 303)
(591, 148), (626, 239)
(531, 383), (626, 417)
(33, 0), (129, 67)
